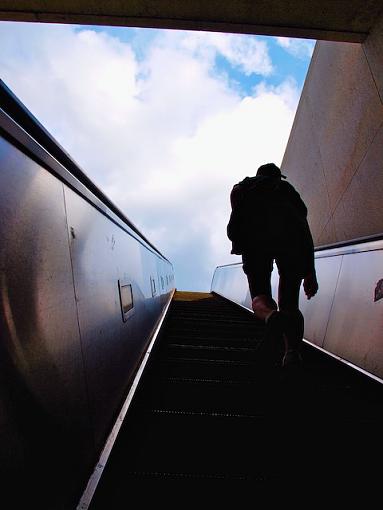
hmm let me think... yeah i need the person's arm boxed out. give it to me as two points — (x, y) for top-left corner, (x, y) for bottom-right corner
(285, 182), (308, 217)
(304, 271), (318, 299)
(284, 182), (318, 298)
(301, 219), (318, 299)
(227, 183), (245, 254)
(230, 184), (243, 209)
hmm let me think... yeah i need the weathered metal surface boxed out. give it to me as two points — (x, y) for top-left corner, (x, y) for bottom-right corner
(64, 185), (173, 449)
(0, 134), (94, 507)
(324, 248), (383, 378)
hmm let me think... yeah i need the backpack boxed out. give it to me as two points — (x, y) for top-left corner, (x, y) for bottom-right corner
(227, 176), (308, 255)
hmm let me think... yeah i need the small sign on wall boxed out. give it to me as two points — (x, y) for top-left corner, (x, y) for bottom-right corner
(374, 279), (383, 302)
(118, 280), (134, 322)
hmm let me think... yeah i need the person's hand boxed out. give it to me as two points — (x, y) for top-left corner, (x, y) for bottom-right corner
(303, 272), (318, 299)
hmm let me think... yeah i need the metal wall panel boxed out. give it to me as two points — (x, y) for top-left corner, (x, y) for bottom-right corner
(211, 241), (383, 379)
(63, 186), (173, 449)
(212, 264), (251, 309)
(298, 255), (343, 347)
(212, 261), (294, 312)
(0, 136), (93, 505)
(0, 123), (174, 507)
(324, 249), (383, 378)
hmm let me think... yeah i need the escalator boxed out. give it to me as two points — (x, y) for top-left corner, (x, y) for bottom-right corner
(2, 80), (382, 508)
(88, 291), (383, 505)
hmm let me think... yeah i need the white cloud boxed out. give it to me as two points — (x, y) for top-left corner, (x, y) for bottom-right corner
(0, 23), (300, 291)
(253, 77), (300, 111)
(275, 37), (315, 59)
(179, 31), (273, 76)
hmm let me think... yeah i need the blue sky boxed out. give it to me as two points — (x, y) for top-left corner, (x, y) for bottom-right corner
(88, 25), (312, 93)
(0, 22), (315, 291)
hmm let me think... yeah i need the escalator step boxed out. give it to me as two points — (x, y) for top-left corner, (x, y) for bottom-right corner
(89, 291), (383, 508)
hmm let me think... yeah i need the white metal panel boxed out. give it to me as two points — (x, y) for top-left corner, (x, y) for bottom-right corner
(323, 249), (383, 379)
(299, 255), (343, 347)
(211, 240), (383, 380)
(212, 264), (251, 308)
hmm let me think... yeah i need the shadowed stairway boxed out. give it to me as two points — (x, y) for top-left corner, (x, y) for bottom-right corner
(89, 291), (383, 505)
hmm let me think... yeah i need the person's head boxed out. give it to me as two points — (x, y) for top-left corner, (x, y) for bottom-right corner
(256, 163), (286, 180)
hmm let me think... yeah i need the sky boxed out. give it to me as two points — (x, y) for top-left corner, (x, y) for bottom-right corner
(0, 22), (315, 291)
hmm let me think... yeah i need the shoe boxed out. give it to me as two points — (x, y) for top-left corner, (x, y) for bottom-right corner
(256, 311), (284, 369)
(282, 349), (303, 368)
(264, 311), (284, 342)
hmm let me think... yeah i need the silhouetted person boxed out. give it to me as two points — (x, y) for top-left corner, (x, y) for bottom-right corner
(227, 163), (318, 367)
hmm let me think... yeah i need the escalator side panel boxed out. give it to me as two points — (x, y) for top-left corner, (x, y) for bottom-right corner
(212, 240), (383, 381)
(0, 108), (175, 507)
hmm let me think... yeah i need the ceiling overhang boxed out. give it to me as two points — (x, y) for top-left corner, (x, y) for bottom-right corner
(0, 1), (383, 43)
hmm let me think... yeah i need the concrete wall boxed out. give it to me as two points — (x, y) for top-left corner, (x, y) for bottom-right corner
(2, 1), (382, 42)
(281, 14), (383, 246)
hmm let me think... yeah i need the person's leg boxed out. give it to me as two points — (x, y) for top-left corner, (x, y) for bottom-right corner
(242, 252), (277, 321)
(242, 252), (284, 358)
(242, 252), (285, 368)
(251, 294), (278, 321)
(277, 272), (304, 364)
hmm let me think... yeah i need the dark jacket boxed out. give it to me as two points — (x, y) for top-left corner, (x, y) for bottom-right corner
(227, 175), (315, 275)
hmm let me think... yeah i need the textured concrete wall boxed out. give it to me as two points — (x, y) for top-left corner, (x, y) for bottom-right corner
(1, 1), (383, 42)
(281, 14), (383, 247)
